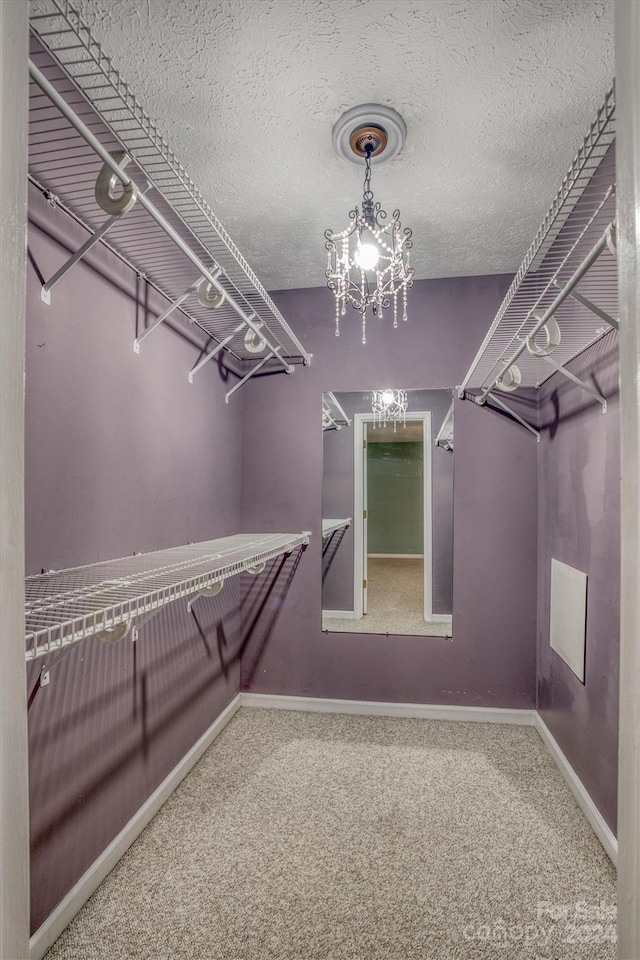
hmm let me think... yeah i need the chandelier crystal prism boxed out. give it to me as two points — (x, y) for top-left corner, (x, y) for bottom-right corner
(324, 108), (414, 344)
(371, 389), (409, 432)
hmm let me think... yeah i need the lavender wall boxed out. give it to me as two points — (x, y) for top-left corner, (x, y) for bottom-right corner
(536, 335), (620, 832)
(240, 277), (539, 707)
(26, 185), (243, 931)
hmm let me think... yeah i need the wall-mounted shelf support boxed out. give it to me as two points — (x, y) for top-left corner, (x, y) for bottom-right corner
(41, 181), (153, 304)
(188, 321), (246, 382)
(39, 639), (83, 686)
(552, 281), (619, 331)
(321, 519), (351, 582)
(435, 403), (454, 450)
(135, 278), (207, 353)
(130, 608), (163, 642)
(538, 354), (608, 411)
(224, 352), (284, 403)
(322, 392), (352, 431)
(483, 392), (541, 441)
(187, 578), (225, 614)
(39, 616), (135, 685)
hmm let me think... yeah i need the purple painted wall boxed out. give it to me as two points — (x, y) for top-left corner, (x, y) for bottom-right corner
(536, 334), (620, 833)
(26, 185), (243, 931)
(240, 277), (538, 707)
(322, 389), (453, 615)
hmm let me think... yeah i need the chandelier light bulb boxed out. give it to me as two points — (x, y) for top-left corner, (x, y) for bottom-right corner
(371, 389), (409, 431)
(354, 239), (380, 271)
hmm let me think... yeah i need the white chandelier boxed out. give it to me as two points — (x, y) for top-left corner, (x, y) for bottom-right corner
(371, 389), (408, 431)
(324, 109), (414, 344)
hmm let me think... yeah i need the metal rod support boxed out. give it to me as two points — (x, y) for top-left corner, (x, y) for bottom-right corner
(39, 639), (83, 686)
(134, 279), (201, 353)
(42, 211), (119, 303)
(130, 608), (162, 642)
(188, 321), (246, 382)
(540, 355), (608, 411)
(225, 353), (274, 403)
(552, 280), (619, 331)
(28, 60), (293, 375)
(479, 224), (612, 401)
(486, 392), (541, 441)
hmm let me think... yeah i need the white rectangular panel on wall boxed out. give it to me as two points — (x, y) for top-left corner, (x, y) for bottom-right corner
(550, 558), (588, 682)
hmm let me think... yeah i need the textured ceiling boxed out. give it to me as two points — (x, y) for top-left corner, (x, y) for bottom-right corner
(51, 0), (613, 290)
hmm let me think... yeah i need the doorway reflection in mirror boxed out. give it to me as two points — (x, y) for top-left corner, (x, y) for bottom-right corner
(322, 390), (453, 637)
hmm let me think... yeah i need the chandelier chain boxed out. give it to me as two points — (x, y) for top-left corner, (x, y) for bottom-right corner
(362, 147), (374, 203)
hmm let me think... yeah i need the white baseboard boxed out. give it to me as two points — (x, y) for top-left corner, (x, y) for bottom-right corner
(428, 614), (453, 624)
(29, 694), (242, 960)
(241, 693), (536, 726)
(533, 713), (618, 865)
(368, 553), (424, 559)
(322, 610), (356, 620)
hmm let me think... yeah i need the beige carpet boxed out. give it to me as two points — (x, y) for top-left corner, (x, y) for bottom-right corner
(324, 558), (452, 636)
(45, 709), (616, 959)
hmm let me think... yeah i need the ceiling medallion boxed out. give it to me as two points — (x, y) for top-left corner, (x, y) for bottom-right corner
(325, 104), (414, 344)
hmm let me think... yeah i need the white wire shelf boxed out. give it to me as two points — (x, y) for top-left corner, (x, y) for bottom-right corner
(28, 0), (311, 379)
(459, 86), (617, 416)
(26, 533), (310, 662)
(322, 519), (352, 539)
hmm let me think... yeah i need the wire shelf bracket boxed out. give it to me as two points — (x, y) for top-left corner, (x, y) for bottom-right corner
(40, 180), (153, 304)
(457, 86), (617, 439)
(322, 392), (352, 431)
(434, 403), (454, 450)
(484, 392), (541, 442)
(135, 277), (210, 354)
(26, 532), (311, 679)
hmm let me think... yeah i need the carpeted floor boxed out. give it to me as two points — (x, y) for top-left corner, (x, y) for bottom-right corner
(323, 558), (451, 636)
(45, 709), (616, 960)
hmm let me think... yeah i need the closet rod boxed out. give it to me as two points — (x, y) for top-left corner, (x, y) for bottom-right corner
(477, 223), (612, 402)
(28, 60), (295, 377)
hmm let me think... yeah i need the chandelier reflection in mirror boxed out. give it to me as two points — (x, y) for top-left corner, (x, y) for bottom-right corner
(371, 389), (409, 432)
(325, 106), (414, 345)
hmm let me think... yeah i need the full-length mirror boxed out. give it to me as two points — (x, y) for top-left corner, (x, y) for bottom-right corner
(322, 390), (454, 637)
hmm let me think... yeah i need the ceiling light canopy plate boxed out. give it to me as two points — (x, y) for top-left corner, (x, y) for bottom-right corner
(333, 104), (407, 165)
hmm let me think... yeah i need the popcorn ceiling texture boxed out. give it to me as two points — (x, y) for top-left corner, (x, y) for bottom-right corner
(41, 0), (613, 289)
